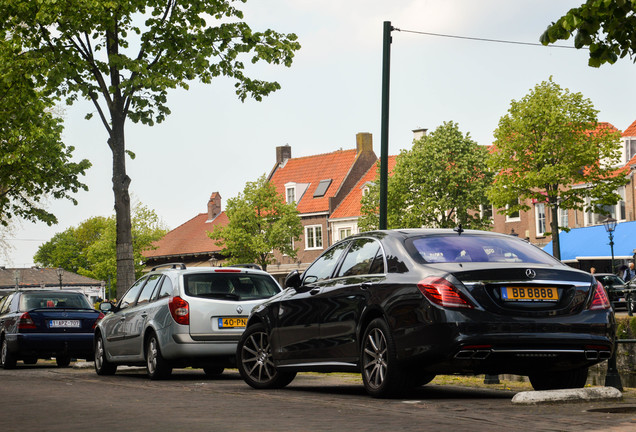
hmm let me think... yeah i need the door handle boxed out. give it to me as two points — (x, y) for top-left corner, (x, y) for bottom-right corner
(309, 288), (321, 295)
(361, 282), (373, 290)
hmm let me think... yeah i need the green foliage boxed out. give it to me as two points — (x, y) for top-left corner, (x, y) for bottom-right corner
(541, 0), (636, 67)
(34, 203), (168, 289)
(616, 316), (636, 340)
(0, 39), (90, 226)
(488, 78), (625, 220)
(359, 121), (493, 231)
(209, 175), (302, 271)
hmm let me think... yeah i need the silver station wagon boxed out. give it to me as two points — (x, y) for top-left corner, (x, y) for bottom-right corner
(94, 264), (281, 379)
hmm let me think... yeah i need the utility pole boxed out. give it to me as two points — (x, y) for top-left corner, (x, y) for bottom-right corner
(379, 21), (392, 230)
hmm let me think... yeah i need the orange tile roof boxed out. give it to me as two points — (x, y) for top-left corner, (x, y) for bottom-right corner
(143, 212), (229, 258)
(623, 119), (636, 137)
(330, 156), (398, 219)
(269, 149), (359, 214)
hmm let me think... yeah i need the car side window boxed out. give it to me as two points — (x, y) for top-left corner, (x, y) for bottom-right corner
(337, 239), (383, 277)
(1, 294), (15, 314)
(137, 275), (163, 305)
(156, 277), (174, 300)
(118, 277), (147, 310)
(303, 242), (349, 283)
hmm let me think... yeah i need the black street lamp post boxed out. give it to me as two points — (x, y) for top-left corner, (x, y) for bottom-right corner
(603, 217), (622, 390)
(56, 267), (63, 289)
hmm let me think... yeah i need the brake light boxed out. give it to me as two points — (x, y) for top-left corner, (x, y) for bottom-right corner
(169, 296), (190, 325)
(18, 312), (37, 329)
(417, 277), (474, 309)
(92, 312), (105, 329)
(214, 269), (242, 273)
(590, 281), (611, 310)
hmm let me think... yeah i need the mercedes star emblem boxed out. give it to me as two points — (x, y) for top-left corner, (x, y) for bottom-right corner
(525, 269), (536, 279)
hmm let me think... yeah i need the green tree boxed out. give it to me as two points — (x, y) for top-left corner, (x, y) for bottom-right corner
(209, 175), (302, 271)
(359, 121), (493, 231)
(0, 39), (90, 227)
(0, 1), (300, 297)
(34, 203), (167, 295)
(487, 78), (626, 259)
(541, 0), (636, 67)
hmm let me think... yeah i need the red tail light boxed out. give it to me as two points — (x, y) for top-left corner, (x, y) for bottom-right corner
(18, 312), (37, 330)
(93, 312), (105, 329)
(417, 277), (474, 309)
(169, 296), (190, 325)
(590, 281), (611, 310)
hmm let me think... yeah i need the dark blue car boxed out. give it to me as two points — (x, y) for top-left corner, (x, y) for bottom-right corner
(0, 290), (104, 368)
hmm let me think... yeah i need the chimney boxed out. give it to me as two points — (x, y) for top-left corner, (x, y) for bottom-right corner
(276, 145), (292, 165)
(412, 128), (428, 141)
(207, 192), (221, 221)
(356, 132), (373, 154)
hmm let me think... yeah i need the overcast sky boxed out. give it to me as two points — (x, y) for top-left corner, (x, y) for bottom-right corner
(5, 0), (636, 268)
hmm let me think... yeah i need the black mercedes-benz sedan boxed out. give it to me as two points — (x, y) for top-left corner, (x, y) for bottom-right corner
(237, 229), (615, 398)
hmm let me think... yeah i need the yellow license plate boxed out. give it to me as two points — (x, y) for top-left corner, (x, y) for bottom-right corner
(502, 286), (559, 301)
(218, 317), (247, 328)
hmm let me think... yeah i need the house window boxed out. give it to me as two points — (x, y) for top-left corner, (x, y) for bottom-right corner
(535, 203), (546, 237)
(480, 203), (493, 220)
(313, 179), (332, 198)
(286, 186), (295, 204)
(338, 227), (352, 240)
(558, 207), (569, 229)
(505, 199), (520, 222)
(305, 225), (323, 250)
(585, 187), (626, 226)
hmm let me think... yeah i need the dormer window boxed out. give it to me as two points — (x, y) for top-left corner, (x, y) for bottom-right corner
(286, 186), (295, 204)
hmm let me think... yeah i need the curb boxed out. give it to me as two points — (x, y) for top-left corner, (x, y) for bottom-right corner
(511, 387), (622, 404)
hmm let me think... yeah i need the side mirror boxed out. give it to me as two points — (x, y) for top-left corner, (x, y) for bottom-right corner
(99, 302), (113, 313)
(285, 270), (302, 289)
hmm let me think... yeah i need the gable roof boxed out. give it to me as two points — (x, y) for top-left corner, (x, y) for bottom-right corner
(143, 212), (228, 259)
(330, 156), (398, 219)
(269, 149), (360, 214)
(622, 119), (636, 137)
(0, 267), (103, 289)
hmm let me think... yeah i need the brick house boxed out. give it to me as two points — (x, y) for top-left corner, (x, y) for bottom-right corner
(143, 192), (228, 269)
(266, 133), (377, 281)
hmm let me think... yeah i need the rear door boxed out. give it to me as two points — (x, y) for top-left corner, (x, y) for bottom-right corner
(103, 277), (146, 357)
(122, 274), (164, 356)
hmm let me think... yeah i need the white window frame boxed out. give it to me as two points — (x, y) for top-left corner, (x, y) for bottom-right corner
(305, 225), (323, 250)
(285, 184), (296, 204)
(535, 203), (546, 237)
(584, 186), (626, 226)
(338, 227), (352, 240)
(505, 201), (521, 222)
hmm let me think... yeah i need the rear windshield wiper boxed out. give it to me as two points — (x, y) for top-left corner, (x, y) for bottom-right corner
(195, 293), (241, 300)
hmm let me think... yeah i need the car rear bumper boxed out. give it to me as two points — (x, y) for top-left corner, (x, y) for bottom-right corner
(158, 332), (239, 360)
(6, 333), (94, 358)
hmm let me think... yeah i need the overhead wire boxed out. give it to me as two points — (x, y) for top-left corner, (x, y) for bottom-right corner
(393, 27), (581, 50)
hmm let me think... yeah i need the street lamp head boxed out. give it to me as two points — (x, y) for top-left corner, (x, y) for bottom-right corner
(603, 217), (617, 233)
(56, 267), (64, 277)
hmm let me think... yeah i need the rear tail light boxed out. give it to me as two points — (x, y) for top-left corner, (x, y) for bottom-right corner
(18, 312), (37, 330)
(589, 281), (611, 310)
(93, 312), (105, 329)
(169, 296), (190, 325)
(417, 277), (474, 309)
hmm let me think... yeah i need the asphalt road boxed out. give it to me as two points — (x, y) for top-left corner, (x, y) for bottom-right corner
(1, 363), (635, 432)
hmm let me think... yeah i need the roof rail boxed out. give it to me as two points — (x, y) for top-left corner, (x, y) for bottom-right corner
(151, 263), (187, 271)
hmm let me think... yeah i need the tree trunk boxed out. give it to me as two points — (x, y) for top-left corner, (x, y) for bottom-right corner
(550, 202), (561, 260)
(110, 115), (135, 299)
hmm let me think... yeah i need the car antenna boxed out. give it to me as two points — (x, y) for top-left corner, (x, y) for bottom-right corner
(454, 224), (464, 236)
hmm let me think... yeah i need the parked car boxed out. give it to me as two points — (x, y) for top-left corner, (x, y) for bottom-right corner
(594, 273), (628, 310)
(237, 229), (615, 398)
(0, 290), (104, 369)
(94, 264), (282, 379)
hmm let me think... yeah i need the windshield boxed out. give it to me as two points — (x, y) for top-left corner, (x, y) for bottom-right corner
(20, 292), (93, 310)
(184, 272), (280, 301)
(408, 234), (560, 265)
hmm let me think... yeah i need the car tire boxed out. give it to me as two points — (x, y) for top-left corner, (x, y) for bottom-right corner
(1, 337), (17, 369)
(56, 354), (71, 368)
(203, 366), (224, 377)
(146, 333), (172, 380)
(237, 323), (296, 389)
(361, 318), (407, 398)
(94, 335), (117, 376)
(529, 367), (588, 391)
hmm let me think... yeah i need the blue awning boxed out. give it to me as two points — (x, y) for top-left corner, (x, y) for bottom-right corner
(542, 221), (636, 262)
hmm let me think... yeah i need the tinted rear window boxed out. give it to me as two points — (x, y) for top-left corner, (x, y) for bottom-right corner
(184, 273), (280, 301)
(408, 234), (559, 265)
(20, 292), (93, 310)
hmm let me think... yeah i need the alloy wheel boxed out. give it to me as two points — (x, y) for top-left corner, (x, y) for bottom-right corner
(362, 327), (388, 390)
(241, 331), (276, 383)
